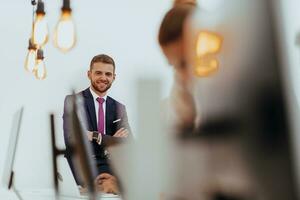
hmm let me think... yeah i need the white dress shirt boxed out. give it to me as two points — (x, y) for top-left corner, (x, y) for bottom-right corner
(89, 87), (107, 135)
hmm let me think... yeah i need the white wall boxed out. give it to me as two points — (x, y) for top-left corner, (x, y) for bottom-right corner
(0, 0), (174, 189)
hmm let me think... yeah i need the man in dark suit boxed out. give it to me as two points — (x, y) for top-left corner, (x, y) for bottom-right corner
(63, 54), (131, 193)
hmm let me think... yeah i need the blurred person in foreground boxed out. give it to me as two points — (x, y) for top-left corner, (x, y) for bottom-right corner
(158, 3), (197, 134)
(158, 1), (297, 200)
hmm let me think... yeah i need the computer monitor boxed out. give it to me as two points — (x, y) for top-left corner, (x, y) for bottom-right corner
(50, 94), (97, 200)
(2, 107), (24, 189)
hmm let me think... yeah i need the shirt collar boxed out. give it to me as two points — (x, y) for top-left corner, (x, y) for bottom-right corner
(89, 87), (107, 102)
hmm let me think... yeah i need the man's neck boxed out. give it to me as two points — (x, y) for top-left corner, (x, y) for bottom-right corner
(90, 86), (107, 97)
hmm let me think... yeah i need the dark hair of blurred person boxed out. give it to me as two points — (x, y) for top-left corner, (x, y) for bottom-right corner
(173, 0), (197, 6)
(158, 4), (195, 71)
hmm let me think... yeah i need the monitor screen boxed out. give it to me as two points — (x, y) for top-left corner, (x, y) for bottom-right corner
(2, 107), (24, 189)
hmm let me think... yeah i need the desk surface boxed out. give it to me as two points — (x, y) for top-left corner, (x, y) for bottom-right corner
(0, 188), (122, 200)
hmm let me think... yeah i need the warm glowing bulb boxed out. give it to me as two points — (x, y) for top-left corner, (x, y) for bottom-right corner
(196, 31), (222, 57)
(194, 31), (222, 77)
(24, 39), (37, 72)
(195, 57), (219, 77)
(54, 11), (76, 52)
(24, 49), (37, 72)
(33, 49), (47, 80)
(33, 13), (49, 47)
(34, 59), (47, 80)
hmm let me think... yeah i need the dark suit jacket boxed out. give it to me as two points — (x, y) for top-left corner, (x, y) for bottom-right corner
(63, 88), (131, 184)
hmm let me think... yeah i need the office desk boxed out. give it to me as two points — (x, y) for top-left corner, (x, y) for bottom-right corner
(0, 188), (122, 200)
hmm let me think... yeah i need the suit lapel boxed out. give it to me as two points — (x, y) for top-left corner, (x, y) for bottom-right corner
(106, 96), (116, 136)
(82, 88), (98, 131)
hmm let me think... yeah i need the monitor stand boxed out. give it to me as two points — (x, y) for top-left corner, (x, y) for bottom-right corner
(8, 171), (23, 200)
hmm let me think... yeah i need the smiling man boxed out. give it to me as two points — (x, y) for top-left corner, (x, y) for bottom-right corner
(63, 54), (131, 194)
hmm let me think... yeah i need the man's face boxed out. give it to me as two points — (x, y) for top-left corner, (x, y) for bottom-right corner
(88, 62), (115, 94)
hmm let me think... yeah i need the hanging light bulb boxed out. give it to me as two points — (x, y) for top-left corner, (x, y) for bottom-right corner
(33, 49), (47, 80)
(32, 0), (49, 47)
(24, 39), (37, 72)
(194, 31), (223, 77)
(54, 0), (76, 52)
(196, 31), (222, 57)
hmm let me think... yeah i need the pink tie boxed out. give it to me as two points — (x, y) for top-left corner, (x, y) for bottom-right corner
(96, 97), (105, 135)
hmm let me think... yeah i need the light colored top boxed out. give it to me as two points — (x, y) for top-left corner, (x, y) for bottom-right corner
(89, 87), (107, 135)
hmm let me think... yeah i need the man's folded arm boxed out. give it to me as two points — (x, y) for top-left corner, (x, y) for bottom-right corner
(117, 104), (133, 138)
(102, 135), (127, 147)
(100, 105), (132, 147)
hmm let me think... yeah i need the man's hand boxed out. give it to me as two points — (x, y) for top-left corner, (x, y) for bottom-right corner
(94, 173), (119, 194)
(113, 128), (128, 138)
(87, 131), (93, 141)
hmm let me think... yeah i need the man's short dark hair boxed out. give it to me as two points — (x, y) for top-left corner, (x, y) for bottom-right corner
(90, 54), (115, 71)
(158, 4), (195, 46)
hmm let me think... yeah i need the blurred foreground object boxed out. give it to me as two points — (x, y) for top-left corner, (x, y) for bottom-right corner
(51, 94), (97, 200)
(157, 0), (300, 199)
(174, 0), (299, 199)
(94, 173), (119, 194)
